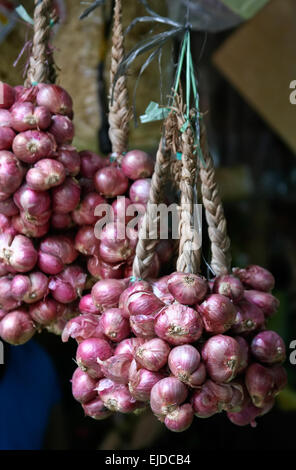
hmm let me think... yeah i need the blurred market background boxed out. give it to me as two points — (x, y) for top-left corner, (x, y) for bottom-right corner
(0, 0), (296, 450)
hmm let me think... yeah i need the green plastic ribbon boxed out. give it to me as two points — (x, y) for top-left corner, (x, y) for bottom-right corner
(220, 0), (269, 20)
(140, 101), (170, 124)
(15, 5), (34, 25)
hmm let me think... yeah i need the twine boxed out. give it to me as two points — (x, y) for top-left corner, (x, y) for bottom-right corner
(25, 0), (56, 86)
(108, 0), (130, 158)
(199, 122), (231, 275)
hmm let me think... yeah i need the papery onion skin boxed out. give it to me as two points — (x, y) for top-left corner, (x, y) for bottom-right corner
(128, 359), (165, 401)
(198, 294), (236, 334)
(0, 151), (24, 196)
(57, 145), (80, 176)
(87, 256), (124, 280)
(94, 166), (129, 198)
(233, 265), (275, 292)
(11, 271), (48, 304)
(76, 337), (113, 379)
(0, 198), (18, 217)
(135, 338), (170, 372)
(164, 403), (194, 432)
(71, 367), (97, 404)
(29, 298), (62, 325)
(231, 300), (265, 335)
(82, 397), (113, 420)
(79, 150), (108, 178)
(167, 272), (208, 305)
(99, 354), (131, 384)
(245, 363), (274, 407)
(168, 344), (201, 385)
(51, 177), (81, 214)
(72, 192), (106, 226)
(26, 159), (66, 191)
(251, 330), (286, 364)
(48, 115), (74, 144)
(36, 84), (73, 116)
(62, 313), (105, 343)
(121, 150), (154, 180)
(154, 303), (203, 346)
(12, 130), (56, 163)
(0, 309), (35, 345)
(100, 308), (130, 342)
(234, 335), (250, 373)
(96, 378), (141, 413)
(126, 291), (164, 318)
(12, 215), (49, 238)
(213, 274), (244, 301)
(0, 127), (16, 150)
(129, 178), (151, 204)
(202, 334), (241, 383)
(91, 279), (128, 311)
(38, 235), (78, 275)
(243, 290), (279, 318)
(150, 377), (188, 417)
(114, 338), (145, 359)
(0, 110), (12, 128)
(79, 294), (101, 315)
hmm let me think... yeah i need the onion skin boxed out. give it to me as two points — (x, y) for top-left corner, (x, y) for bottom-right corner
(202, 334), (241, 383)
(154, 304), (203, 346)
(79, 150), (108, 178)
(12, 215), (49, 238)
(127, 291), (164, 317)
(29, 298), (62, 325)
(0, 197), (18, 217)
(38, 235), (78, 275)
(135, 338), (170, 372)
(129, 178), (151, 204)
(227, 399), (262, 427)
(82, 397), (113, 420)
(198, 294), (236, 334)
(3, 234), (38, 272)
(79, 294), (101, 315)
(235, 335), (250, 373)
(48, 115), (74, 144)
(49, 265), (87, 304)
(36, 84), (73, 116)
(0, 309), (35, 345)
(167, 272), (208, 305)
(112, 197), (132, 224)
(51, 212), (73, 230)
(14, 184), (51, 218)
(94, 166), (129, 198)
(57, 145), (80, 176)
(99, 354), (132, 384)
(168, 345), (205, 387)
(251, 330), (286, 364)
(130, 312), (157, 339)
(0, 276), (21, 311)
(0, 151), (24, 196)
(233, 265), (275, 292)
(97, 378), (141, 413)
(12, 130), (56, 163)
(0, 110), (12, 127)
(150, 377), (188, 417)
(114, 338), (145, 360)
(91, 279), (128, 311)
(119, 280), (153, 318)
(121, 150), (154, 180)
(26, 159), (66, 190)
(71, 367), (97, 404)
(51, 177), (81, 214)
(231, 300), (265, 335)
(213, 274), (244, 301)
(164, 404), (194, 432)
(11, 271), (48, 304)
(0, 127), (16, 150)
(72, 192), (106, 226)
(243, 290), (279, 318)
(100, 308), (130, 342)
(62, 313), (105, 343)
(87, 256), (124, 280)
(76, 337), (113, 379)
(245, 363), (274, 407)
(128, 359), (165, 401)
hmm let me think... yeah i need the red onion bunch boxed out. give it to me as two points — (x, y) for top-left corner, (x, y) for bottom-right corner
(67, 264), (283, 431)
